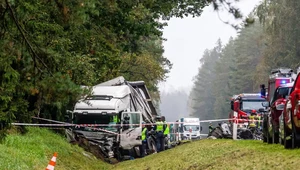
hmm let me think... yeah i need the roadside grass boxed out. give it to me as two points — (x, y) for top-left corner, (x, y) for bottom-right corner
(115, 139), (300, 170)
(1, 128), (300, 170)
(0, 127), (110, 170)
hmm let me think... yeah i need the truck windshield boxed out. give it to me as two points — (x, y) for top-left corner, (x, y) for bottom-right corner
(241, 100), (265, 111)
(74, 114), (118, 132)
(183, 125), (200, 131)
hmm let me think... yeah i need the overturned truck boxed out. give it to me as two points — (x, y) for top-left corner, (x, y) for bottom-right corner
(65, 76), (158, 163)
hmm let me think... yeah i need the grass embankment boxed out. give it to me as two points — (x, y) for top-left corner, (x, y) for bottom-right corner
(0, 127), (110, 170)
(1, 127), (300, 170)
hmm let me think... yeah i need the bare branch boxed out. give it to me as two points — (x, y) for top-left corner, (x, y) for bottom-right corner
(5, 0), (52, 76)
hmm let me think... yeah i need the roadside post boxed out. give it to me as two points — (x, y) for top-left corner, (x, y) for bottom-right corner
(233, 111), (238, 140)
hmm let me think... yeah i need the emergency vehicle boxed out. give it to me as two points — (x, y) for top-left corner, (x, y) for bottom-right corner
(279, 67), (300, 148)
(260, 68), (296, 144)
(229, 93), (267, 128)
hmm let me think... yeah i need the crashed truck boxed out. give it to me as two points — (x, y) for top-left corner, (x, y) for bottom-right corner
(65, 76), (159, 163)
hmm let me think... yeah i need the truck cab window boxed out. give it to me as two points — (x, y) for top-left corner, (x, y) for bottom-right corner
(122, 113), (140, 129)
(241, 100), (265, 111)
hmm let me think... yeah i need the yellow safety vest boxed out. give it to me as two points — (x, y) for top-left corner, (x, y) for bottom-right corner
(113, 115), (119, 123)
(142, 127), (147, 140)
(249, 115), (257, 128)
(156, 121), (164, 131)
(164, 121), (170, 135)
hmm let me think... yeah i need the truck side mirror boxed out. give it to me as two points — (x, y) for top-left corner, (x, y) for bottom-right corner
(261, 101), (270, 107)
(200, 126), (202, 132)
(230, 101), (234, 110)
(258, 108), (265, 112)
(65, 110), (73, 122)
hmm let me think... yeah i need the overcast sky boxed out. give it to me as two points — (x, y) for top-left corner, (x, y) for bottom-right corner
(158, 0), (262, 94)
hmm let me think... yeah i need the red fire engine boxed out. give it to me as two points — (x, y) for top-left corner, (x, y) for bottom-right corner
(229, 93), (267, 128)
(260, 68), (296, 144)
(280, 67), (300, 148)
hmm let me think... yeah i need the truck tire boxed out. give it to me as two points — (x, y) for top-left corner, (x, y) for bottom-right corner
(263, 135), (267, 142)
(267, 130), (272, 144)
(291, 114), (297, 149)
(148, 138), (157, 154)
(263, 115), (268, 143)
(266, 117), (272, 144)
(283, 119), (292, 149)
(272, 123), (279, 144)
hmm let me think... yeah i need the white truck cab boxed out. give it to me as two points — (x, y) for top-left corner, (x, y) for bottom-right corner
(74, 85), (131, 115)
(68, 76), (157, 160)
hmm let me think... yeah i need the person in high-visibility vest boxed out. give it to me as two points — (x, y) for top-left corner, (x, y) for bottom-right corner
(113, 115), (119, 123)
(110, 115), (120, 123)
(162, 116), (169, 136)
(154, 116), (165, 152)
(257, 114), (261, 129)
(249, 110), (259, 132)
(139, 122), (148, 158)
(162, 116), (170, 148)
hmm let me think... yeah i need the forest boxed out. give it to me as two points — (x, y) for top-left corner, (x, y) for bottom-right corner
(0, 0), (248, 138)
(189, 0), (300, 130)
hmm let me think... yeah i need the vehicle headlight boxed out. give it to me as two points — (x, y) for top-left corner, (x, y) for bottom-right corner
(275, 103), (285, 111)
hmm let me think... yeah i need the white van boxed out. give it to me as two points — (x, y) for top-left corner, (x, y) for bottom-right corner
(179, 117), (202, 140)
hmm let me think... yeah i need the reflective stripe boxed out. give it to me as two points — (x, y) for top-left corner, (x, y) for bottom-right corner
(46, 165), (54, 170)
(156, 121), (163, 131)
(142, 128), (147, 140)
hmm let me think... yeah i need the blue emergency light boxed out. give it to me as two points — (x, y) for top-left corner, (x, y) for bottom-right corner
(281, 80), (286, 84)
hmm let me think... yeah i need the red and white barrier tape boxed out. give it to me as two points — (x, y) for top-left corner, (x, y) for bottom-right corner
(12, 117), (263, 127)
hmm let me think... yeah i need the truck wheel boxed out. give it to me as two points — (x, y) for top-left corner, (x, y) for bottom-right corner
(263, 116), (268, 143)
(149, 139), (157, 153)
(284, 120), (292, 149)
(263, 135), (267, 142)
(291, 115), (297, 149)
(266, 125), (272, 144)
(272, 123), (279, 144)
(164, 137), (169, 149)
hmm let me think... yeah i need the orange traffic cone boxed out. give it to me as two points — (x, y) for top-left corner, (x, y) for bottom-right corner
(46, 152), (57, 170)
